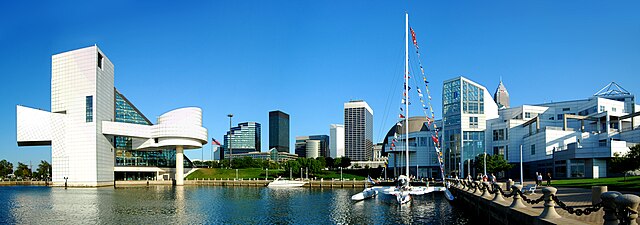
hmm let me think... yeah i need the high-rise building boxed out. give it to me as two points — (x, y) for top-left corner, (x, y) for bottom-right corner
(494, 79), (510, 109)
(295, 135), (329, 158)
(223, 122), (261, 157)
(329, 124), (345, 158)
(269, 110), (290, 153)
(16, 46), (207, 186)
(344, 100), (374, 161)
(442, 77), (499, 177)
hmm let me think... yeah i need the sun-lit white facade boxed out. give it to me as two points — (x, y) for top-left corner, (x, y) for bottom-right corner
(16, 46), (207, 186)
(487, 82), (639, 178)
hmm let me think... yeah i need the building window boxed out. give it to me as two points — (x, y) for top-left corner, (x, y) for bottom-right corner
(98, 53), (104, 70)
(469, 117), (478, 128)
(599, 106), (605, 112)
(530, 144), (535, 155)
(557, 114), (563, 120)
(612, 107), (617, 112)
(562, 108), (570, 111)
(492, 129), (505, 141)
(86, 96), (93, 122)
(525, 112), (531, 118)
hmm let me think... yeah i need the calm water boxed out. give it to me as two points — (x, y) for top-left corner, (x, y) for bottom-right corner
(0, 186), (469, 224)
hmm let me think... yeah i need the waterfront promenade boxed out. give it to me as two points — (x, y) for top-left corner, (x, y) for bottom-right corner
(449, 179), (640, 225)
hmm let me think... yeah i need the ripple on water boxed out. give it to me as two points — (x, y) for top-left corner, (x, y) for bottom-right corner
(0, 186), (470, 224)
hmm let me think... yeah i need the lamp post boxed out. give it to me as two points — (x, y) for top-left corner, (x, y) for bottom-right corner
(483, 151), (487, 177)
(448, 148), (451, 176)
(227, 114), (233, 168)
(520, 144), (523, 185)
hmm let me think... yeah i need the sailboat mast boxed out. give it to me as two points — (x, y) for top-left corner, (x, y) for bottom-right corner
(404, 12), (410, 177)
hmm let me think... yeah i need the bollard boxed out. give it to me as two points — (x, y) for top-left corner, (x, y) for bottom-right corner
(482, 182), (492, 199)
(492, 183), (505, 203)
(593, 186), (608, 205)
(539, 187), (561, 220)
(473, 181), (481, 195)
(601, 191), (621, 225)
(506, 179), (513, 192)
(614, 194), (640, 225)
(510, 184), (526, 208)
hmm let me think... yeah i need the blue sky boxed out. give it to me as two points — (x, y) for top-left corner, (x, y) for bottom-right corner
(1, 1), (639, 164)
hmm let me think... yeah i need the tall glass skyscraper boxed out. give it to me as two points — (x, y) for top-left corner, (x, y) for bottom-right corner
(269, 110), (290, 153)
(344, 100), (373, 161)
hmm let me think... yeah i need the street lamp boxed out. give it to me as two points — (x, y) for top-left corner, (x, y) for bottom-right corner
(227, 114), (233, 168)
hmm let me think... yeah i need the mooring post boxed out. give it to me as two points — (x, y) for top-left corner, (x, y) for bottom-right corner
(510, 184), (526, 209)
(492, 183), (505, 203)
(473, 181), (481, 195)
(601, 191), (621, 225)
(614, 194), (640, 225)
(539, 187), (561, 220)
(481, 182), (492, 199)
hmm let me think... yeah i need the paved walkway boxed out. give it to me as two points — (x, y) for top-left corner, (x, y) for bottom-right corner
(494, 181), (638, 224)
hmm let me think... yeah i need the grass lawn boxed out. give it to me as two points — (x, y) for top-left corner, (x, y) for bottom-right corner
(549, 176), (640, 192)
(185, 168), (367, 180)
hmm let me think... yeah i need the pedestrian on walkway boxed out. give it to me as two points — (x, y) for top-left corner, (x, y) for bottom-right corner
(546, 172), (552, 186)
(536, 172), (542, 185)
(491, 173), (497, 184)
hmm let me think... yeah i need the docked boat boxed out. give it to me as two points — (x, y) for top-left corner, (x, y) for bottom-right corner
(351, 187), (378, 201)
(267, 177), (307, 188)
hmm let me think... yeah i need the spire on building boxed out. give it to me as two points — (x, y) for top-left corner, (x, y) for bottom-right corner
(494, 79), (510, 109)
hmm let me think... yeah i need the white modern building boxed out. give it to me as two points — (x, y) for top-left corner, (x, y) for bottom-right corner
(344, 100), (374, 161)
(16, 46), (208, 186)
(487, 82), (639, 178)
(329, 124), (345, 158)
(441, 77), (499, 178)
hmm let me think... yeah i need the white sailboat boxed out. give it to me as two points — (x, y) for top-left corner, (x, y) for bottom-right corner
(351, 12), (454, 204)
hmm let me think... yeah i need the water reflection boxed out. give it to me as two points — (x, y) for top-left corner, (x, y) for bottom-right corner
(0, 186), (469, 224)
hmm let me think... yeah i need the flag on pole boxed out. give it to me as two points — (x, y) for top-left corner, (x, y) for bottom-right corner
(212, 138), (221, 145)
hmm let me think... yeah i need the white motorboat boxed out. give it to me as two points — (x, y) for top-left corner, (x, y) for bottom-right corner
(267, 177), (307, 188)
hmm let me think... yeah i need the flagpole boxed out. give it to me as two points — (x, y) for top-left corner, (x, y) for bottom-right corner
(405, 12), (409, 178)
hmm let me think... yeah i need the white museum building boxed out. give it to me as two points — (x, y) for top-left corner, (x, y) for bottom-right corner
(16, 46), (208, 187)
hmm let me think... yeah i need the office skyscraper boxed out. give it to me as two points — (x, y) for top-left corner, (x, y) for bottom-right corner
(223, 122), (261, 157)
(329, 124), (345, 158)
(269, 110), (290, 153)
(344, 100), (373, 161)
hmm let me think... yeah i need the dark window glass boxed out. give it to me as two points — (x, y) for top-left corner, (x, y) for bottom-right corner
(86, 96), (93, 122)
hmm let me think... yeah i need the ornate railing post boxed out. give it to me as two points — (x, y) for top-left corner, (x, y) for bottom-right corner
(492, 183), (505, 203)
(614, 194), (640, 225)
(463, 181), (470, 191)
(510, 184), (526, 209)
(482, 182), (492, 199)
(601, 191), (621, 225)
(539, 187), (561, 220)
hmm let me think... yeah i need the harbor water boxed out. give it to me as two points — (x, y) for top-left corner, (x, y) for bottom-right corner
(0, 186), (470, 224)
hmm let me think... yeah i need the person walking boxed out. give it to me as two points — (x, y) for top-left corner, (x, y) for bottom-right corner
(536, 172), (542, 185)
(491, 173), (497, 184)
(546, 173), (552, 186)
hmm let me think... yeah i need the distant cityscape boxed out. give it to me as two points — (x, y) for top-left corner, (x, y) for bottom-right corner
(13, 45), (640, 186)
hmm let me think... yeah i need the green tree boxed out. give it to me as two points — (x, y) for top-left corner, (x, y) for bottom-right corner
(14, 162), (31, 178)
(610, 144), (640, 181)
(474, 154), (513, 176)
(283, 160), (301, 178)
(34, 160), (51, 179)
(325, 157), (335, 169)
(315, 157), (326, 169)
(0, 160), (13, 178)
(339, 157), (351, 168)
